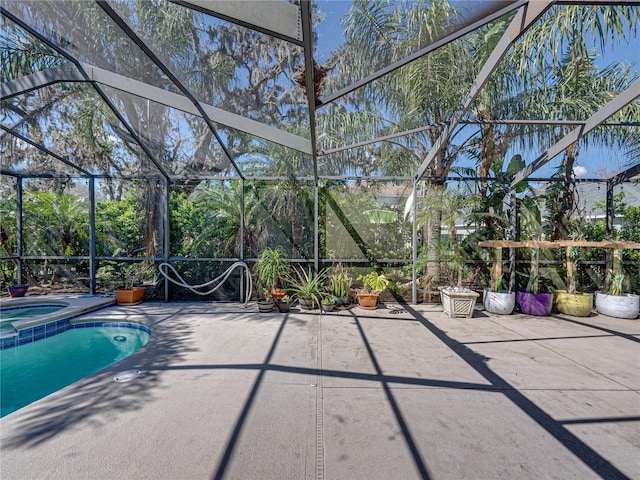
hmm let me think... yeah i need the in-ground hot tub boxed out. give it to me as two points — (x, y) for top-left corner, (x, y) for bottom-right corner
(0, 303), (68, 333)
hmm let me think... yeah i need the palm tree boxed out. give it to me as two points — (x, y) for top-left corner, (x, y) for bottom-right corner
(462, 4), (639, 241)
(504, 5), (640, 240)
(319, 0), (474, 278)
(187, 180), (256, 259)
(417, 186), (478, 287)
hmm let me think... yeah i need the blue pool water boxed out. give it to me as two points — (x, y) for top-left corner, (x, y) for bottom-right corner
(0, 305), (66, 332)
(1, 323), (150, 417)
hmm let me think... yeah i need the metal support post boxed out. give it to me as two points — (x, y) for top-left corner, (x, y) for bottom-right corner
(164, 178), (171, 302)
(314, 180), (319, 274)
(240, 178), (245, 302)
(89, 177), (96, 293)
(509, 187), (517, 292)
(412, 181), (418, 305)
(16, 177), (23, 285)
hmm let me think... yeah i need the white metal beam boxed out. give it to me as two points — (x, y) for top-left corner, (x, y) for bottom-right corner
(83, 64), (312, 155)
(1, 64), (83, 99)
(511, 79), (640, 187)
(415, 0), (554, 181)
(2, 63), (313, 155)
(172, 0), (302, 44)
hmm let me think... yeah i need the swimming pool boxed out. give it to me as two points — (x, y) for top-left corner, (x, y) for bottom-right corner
(0, 321), (150, 417)
(0, 304), (67, 333)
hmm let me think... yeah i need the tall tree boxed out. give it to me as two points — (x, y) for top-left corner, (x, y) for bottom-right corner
(319, 0), (474, 279)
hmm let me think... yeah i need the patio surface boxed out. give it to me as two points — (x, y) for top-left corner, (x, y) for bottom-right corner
(1, 299), (638, 479)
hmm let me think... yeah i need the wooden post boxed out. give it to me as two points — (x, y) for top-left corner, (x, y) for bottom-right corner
(491, 247), (503, 292)
(566, 246), (574, 294)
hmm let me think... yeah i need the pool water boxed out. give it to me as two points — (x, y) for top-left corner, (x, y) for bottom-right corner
(0, 305), (66, 333)
(0, 325), (150, 417)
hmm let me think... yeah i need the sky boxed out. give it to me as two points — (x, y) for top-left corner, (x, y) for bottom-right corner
(312, 0), (640, 181)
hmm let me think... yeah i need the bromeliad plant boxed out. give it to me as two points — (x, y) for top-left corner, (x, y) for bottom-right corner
(330, 263), (351, 302)
(606, 271), (624, 296)
(285, 266), (328, 309)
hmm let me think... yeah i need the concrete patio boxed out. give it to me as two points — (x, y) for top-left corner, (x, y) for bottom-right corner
(1, 300), (638, 479)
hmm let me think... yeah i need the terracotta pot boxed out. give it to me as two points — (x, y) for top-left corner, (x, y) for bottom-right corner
(271, 289), (287, 306)
(357, 293), (379, 310)
(517, 290), (552, 316)
(114, 286), (145, 305)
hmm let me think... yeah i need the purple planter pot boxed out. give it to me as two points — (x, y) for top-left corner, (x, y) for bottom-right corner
(517, 290), (553, 316)
(7, 284), (29, 297)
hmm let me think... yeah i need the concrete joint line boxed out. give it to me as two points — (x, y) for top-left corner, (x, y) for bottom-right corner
(316, 317), (325, 480)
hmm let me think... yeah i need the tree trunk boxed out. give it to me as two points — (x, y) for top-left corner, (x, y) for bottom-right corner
(424, 182), (445, 284)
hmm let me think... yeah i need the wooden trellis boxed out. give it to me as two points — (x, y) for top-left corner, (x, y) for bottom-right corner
(478, 240), (640, 292)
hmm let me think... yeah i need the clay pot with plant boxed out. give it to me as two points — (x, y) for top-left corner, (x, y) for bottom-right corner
(114, 262), (146, 305)
(356, 271), (395, 310)
(255, 246), (290, 303)
(277, 294), (292, 313)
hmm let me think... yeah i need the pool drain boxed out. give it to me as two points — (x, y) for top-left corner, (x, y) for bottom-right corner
(113, 369), (141, 382)
(113, 335), (127, 342)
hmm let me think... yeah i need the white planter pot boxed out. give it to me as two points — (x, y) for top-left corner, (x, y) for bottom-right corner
(483, 289), (516, 315)
(595, 292), (639, 319)
(441, 287), (479, 318)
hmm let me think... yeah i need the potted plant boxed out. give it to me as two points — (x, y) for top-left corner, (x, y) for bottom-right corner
(554, 244), (593, 317)
(595, 248), (639, 319)
(436, 238), (480, 318)
(277, 294), (291, 313)
(330, 263), (351, 307)
(255, 246), (290, 304)
(421, 188), (479, 317)
(482, 247), (515, 315)
(321, 294), (336, 313)
(114, 263), (146, 305)
(258, 290), (274, 313)
(286, 266), (327, 310)
(356, 271), (393, 310)
(7, 283), (29, 298)
(517, 247), (553, 316)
